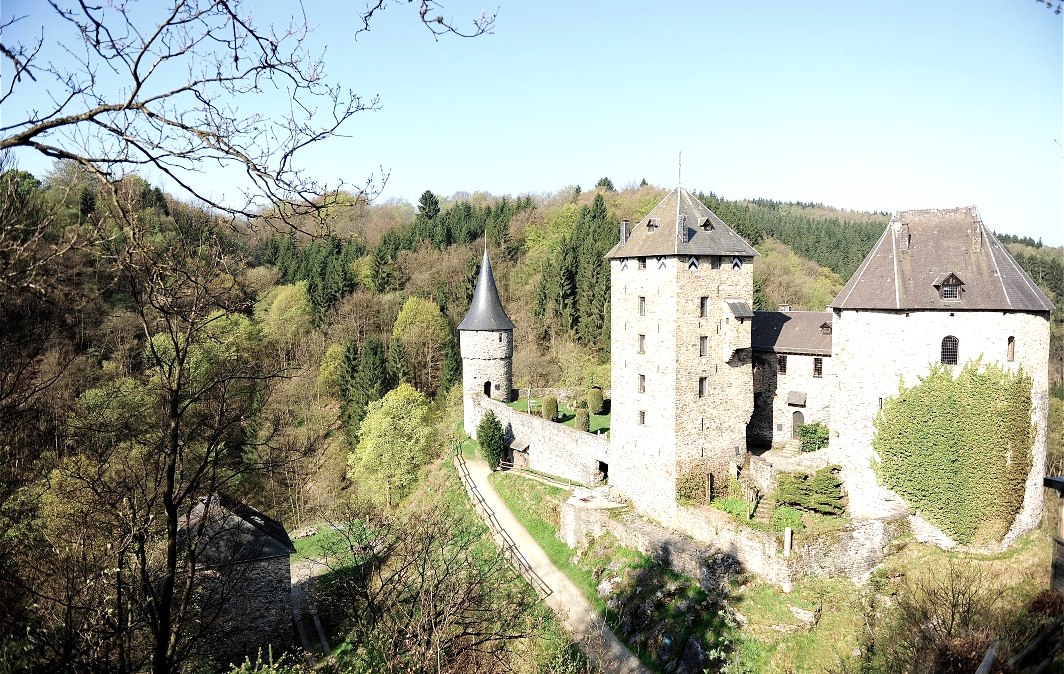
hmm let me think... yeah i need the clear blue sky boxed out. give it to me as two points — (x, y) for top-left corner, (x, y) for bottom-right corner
(4, 1), (1062, 244)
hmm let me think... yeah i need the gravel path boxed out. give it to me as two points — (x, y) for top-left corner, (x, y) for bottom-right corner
(459, 454), (652, 674)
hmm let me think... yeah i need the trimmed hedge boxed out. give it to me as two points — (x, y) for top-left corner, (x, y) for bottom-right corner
(795, 422), (829, 452)
(776, 466), (845, 516)
(873, 361), (1033, 545)
(541, 396), (558, 421)
(586, 388), (604, 415)
(573, 409), (590, 432)
(477, 410), (505, 470)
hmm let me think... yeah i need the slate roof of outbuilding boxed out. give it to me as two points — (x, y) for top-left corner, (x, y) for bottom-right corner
(752, 311), (833, 355)
(832, 207), (1053, 312)
(184, 492), (295, 568)
(458, 249), (515, 331)
(606, 187), (758, 259)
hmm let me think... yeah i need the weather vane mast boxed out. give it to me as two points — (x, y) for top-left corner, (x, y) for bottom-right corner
(678, 151), (682, 188)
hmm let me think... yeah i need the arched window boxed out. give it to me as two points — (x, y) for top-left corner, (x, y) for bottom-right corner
(940, 336), (959, 365)
(1007, 336), (1015, 362)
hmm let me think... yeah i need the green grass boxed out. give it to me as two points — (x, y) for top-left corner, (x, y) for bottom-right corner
(507, 396), (610, 435)
(292, 523), (342, 561)
(734, 575), (865, 673)
(488, 471), (606, 611)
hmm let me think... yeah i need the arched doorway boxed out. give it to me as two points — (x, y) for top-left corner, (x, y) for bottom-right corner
(483, 381), (492, 396)
(792, 410), (804, 438)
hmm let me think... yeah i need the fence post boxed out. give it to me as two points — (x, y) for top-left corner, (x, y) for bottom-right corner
(783, 528), (792, 557)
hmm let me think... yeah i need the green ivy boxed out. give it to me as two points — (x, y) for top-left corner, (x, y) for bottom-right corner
(873, 361), (1033, 545)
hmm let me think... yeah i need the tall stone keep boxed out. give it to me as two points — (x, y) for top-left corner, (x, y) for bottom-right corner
(606, 187), (758, 523)
(458, 249), (515, 436)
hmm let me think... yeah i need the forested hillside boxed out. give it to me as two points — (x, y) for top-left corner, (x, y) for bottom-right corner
(2, 161), (1059, 672)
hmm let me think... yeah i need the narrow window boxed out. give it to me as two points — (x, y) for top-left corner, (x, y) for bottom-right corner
(698, 376), (708, 398)
(699, 336), (709, 357)
(813, 357), (823, 378)
(638, 296), (646, 316)
(498, 333), (503, 342)
(1007, 336), (1015, 362)
(638, 334), (646, 354)
(638, 257), (647, 270)
(778, 354), (787, 374)
(699, 296), (709, 318)
(639, 410), (646, 425)
(638, 374), (645, 393)
(941, 335), (959, 365)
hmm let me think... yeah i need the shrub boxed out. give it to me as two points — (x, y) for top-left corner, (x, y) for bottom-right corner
(586, 388), (604, 415)
(770, 506), (805, 533)
(573, 409), (590, 432)
(541, 396), (558, 421)
(676, 470), (707, 504)
(476, 410), (505, 470)
(776, 466), (845, 516)
(795, 422), (829, 452)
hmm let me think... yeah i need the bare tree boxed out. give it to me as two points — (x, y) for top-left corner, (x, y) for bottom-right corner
(1, 1), (494, 221)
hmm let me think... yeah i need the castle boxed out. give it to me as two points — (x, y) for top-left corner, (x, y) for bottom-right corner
(459, 187), (1053, 557)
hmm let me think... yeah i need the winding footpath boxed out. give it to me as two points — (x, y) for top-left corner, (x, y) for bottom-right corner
(458, 454), (652, 674)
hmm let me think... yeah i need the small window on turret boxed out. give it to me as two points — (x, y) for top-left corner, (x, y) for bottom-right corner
(498, 333), (503, 342)
(638, 257), (647, 270)
(699, 296), (709, 318)
(639, 296), (646, 316)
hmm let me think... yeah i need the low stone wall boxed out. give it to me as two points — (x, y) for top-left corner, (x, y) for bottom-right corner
(747, 455), (777, 495)
(469, 396), (609, 485)
(561, 498), (907, 592)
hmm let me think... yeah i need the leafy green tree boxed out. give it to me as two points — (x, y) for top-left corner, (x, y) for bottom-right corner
(255, 282), (313, 365)
(349, 383), (436, 505)
(392, 295), (453, 396)
(477, 410), (505, 470)
(316, 343), (346, 398)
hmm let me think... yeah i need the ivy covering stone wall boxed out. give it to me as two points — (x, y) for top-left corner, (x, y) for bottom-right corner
(873, 361), (1034, 545)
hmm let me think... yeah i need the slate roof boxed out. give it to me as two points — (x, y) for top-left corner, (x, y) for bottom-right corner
(183, 493), (295, 567)
(752, 311), (833, 355)
(606, 187), (758, 259)
(458, 249), (515, 331)
(832, 207), (1053, 312)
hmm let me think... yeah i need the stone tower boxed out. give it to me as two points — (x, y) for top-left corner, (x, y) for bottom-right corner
(606, 187), (758, 523)
(458, 249), (514, 436)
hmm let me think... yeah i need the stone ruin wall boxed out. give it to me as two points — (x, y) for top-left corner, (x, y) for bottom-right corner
(561, 498), (908, 592)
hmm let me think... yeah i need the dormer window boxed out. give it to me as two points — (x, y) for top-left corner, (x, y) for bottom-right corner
(820, 322), (832, 335)
(933, 272), (964, 302)
(699, 217), (712, 231)
(647, 218), (658, 231)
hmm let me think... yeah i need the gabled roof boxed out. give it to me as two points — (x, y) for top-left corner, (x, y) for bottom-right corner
(184, 493), (295, 567)
(606, 187), (758, 259)
(752, 311), (833, 355)
(832, 207), (1053, 312)
(458, 249), (515, 331)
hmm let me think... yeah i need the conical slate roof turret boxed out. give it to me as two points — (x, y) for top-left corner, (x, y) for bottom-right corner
(458, 249), (515, 331)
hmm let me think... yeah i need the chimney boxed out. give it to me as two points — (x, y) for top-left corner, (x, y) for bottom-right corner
(619, 219), (629, 245)
(899, 224), (911, 252)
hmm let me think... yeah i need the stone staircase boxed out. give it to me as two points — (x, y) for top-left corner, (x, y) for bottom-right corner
(752, 492), (776, 526)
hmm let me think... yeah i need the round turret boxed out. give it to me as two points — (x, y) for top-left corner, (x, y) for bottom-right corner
(458, 250), (514, 433)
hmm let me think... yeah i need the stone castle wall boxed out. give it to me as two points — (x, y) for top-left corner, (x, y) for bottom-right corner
(466, 395), (609, 485)
(830, 308), (1051, 541)
(750, 351), (833, 445)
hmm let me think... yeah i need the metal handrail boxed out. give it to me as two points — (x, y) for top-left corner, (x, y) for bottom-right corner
(453, 442), (553, 598)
